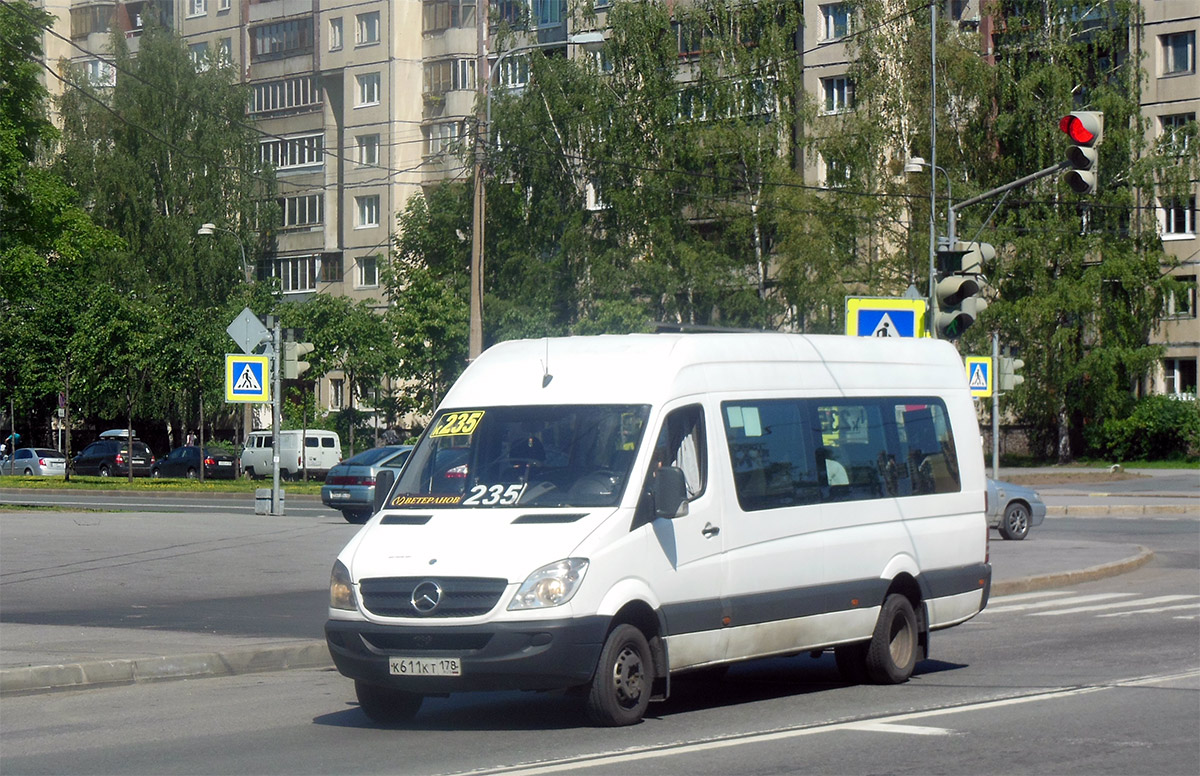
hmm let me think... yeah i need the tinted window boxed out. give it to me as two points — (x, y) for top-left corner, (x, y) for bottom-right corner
(306, 437), (318, 448)
(322, 437), (335, 448)
(16, 449), (31, 459)
(722, 396), (960, 512)
(345, 447), (395, 466)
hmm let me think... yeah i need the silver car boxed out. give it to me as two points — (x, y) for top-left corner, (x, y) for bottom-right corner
(322, 445), (413, 523)
(1, 448), (68, 476)
(987, 478), (1047, 540)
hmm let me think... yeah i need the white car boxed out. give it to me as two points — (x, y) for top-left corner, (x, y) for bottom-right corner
(1, 448), (68, 476)
(987, 478), (1047, 540)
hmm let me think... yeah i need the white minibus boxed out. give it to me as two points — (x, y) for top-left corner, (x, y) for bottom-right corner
(326, 333), (991, 726)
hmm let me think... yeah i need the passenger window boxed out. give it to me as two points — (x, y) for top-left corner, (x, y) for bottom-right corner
(648, 405), (707, 500)
(306, 437), (318, 448)
(898, 403), (960, 494)
(322, 438), (335, 448)
(814, 402), (890, 500)
(723, 400), (819, 511)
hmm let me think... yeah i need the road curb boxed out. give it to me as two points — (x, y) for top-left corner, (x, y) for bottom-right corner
(0, 641), (331, 697)
(1048, 505), (1196, 517)
(991, 545), (1155, 597)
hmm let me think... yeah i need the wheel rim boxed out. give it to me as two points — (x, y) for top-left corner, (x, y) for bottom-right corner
(611, 644), (646, 708)
(1008, 506), (1029, 534)
(888, 611), (915, 667)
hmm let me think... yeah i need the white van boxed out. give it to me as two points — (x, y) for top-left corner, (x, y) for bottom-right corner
(325, 333), (990, 726)
(241, 429), (342, 480)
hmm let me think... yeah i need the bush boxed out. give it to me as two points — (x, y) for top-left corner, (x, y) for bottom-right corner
(1087, 395), (1200, 461)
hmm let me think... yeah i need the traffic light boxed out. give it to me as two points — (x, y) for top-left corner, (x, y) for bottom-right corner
(998, 356), (1025, 391)
(933, 241), (992, 339)
(1059, 111), (1103, 194)
(282, 341), (314, 379)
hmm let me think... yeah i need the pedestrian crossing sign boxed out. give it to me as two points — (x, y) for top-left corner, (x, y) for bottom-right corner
(844, 297), (927, 338)
(225, 354), (270, 403)
(965, 356), (993, 398)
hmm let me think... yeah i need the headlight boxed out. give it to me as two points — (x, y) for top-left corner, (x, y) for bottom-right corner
(329, 559), (357, 611)
(508, 558), (589, 610)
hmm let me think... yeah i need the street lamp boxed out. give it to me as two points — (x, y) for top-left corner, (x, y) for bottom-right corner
(904, 157), (952, 331)
(197, 222), (252, 284)
(469, 30), (607, 360)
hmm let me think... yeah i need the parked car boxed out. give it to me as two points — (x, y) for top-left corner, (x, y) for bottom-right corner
(241, 429), (342, 480)
(987, 477), (1047, 540)
(0, 448), (67, 476)
(322, 445), (413, 523)
(151, 445), (238, 480)
(71, 431), (155, 477)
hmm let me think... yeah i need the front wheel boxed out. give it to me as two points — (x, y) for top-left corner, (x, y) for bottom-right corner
(98, 465), (110, 477)
(151, 468), (162, 479)
(999, 502), (1030, 540)
(186, 467), (197, 479)
(354, 681), (422, 724)
(865, 594), (919, 684)
(586, 624), (653, 726)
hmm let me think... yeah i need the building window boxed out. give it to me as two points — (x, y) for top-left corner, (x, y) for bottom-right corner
(250, 76), (321, 115)
(330, 379), (345, 410)
(189, 42), (209, 70)
(356, 11), (380, 45)
(357, 72), (381, 106)
(424, 121), (462, 155)
(250, 18), (313, 62)
(1160, 196), (1196, 238)
(1160, 113), (1196, 155)
(70, 5), (112, 39)
(822, 76), (854, 114)
(358, 255), (379, 287)
(1162, 31), (1195, 76)
(329, 17), (343, 51)
(217, 37), (232, 64)
(218, 0), (231, 11)
(423, 59), (476, 96)
(422, 0), (477, 33)
(84, 59), (115, 87)
(496, 55), (529, 89)
(188, 0), (207, 17)
(1165, 274), (1197, 319)
(268, 255), (319, 293)
(1163, 358), (1198, 397)
(356, 195), (380, 228)
(532, 0), (564, 28)
(260, 133), (324, 170)
(320, 254), (343, 283)
(820, 4), (851, 41)
(278, 194), (323, 229)
(357, 134), (380, 166)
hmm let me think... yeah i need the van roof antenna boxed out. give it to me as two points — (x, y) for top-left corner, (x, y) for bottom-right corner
(541, 339), (553, 388)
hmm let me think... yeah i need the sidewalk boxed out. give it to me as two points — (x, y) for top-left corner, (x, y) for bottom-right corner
(0, 533), (1158, 697)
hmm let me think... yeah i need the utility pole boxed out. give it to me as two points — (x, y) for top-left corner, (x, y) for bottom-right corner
(469, 1), (490, 361)
(271, 317), (282, 516)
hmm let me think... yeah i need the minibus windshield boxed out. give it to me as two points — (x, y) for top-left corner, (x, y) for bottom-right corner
(386, 405), (651, 509)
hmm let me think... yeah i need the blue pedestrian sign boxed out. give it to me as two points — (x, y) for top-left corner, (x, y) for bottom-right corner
(225, 354), (270, 403)
(965, 356), (993, 398)
(845, 297), (927, 338)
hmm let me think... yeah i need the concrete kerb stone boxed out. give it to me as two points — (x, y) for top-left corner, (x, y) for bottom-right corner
(991, 545), (1155, 597)
(0, 640), (331, 697)
(1048, 505), (1196, 517)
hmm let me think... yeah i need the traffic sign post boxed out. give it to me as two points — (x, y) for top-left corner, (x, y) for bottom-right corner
(845, 297), (927, 338)
(225, 355), (271, 403)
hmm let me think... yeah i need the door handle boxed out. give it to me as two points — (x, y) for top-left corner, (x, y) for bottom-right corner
(702, 523), (720, 538)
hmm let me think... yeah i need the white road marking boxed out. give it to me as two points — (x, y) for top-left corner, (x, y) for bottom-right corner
(1030, 595), (1199, 616)
(1097, 603), (1200, 618)
(844, 721), (954, 736)
(989, 591), (1072, 604)
(985, 593), (1135, 614)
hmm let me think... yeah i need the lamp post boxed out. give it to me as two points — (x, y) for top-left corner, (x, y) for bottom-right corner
(468, 30), (606, 360)
(197, 222), (252, 283)
(904, 156), (952, 332)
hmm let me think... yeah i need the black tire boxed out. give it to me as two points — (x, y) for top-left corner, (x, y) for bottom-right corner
(151, 468), (162, 479)
(98, 464), (110, 477)
(354, 680), (423, 724)
(865, 594), (919, 684)
(245, 467), (257, 480)
(23, 468), (33, 476)
(342, 510), (370, 524)
(999, 502), (1030, 540)
(834, 642), (869, 684)
(586, 624), (653, 727)
(186, 467), (197, 480)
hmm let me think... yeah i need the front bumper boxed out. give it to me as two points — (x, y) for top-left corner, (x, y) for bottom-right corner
(325, 615), (608, 693)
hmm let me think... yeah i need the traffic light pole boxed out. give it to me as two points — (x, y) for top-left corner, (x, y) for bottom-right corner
(271, 318), (282, 516)
(992, 331), (1000, 480)
(947, 161), (1069, 246)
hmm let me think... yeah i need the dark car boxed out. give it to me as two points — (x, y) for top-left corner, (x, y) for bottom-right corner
(72, 436), (155, 477)
(322, 445), (413, 523)
(151, 445), (238, 480)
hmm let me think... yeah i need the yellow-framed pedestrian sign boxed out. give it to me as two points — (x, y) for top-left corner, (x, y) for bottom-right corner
(965, 356), (993, 398)
(225, 354), (270, 403)
(845, 297), (927, 338)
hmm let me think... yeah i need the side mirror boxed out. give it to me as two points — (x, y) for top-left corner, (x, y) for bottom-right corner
(652, 466), (689, 519)
(374, 469), (396, 514)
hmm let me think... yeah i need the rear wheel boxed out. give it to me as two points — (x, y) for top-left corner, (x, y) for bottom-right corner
(999, 502), (1030, 540)
(354, 681), (422, 724)
(98, 465), (110, 477)
(865, 594), (919, 684)
(586, 624), (653, 726)
(186, 467), (197, 479)
(342, 510), (370, 524)
(23, 468), (33, 476)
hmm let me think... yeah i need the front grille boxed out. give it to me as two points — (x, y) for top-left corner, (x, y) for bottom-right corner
(359, 577), (508, 618)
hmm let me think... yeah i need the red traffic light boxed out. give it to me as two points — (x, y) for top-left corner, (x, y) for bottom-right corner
(1059, 113), (1102, 145)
